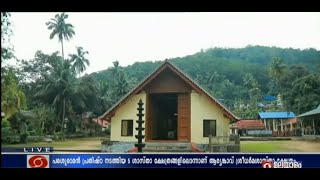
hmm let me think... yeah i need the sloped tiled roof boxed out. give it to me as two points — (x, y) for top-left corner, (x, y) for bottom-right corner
(100, 60), (240, 121)
(93, 118), (110, 128)
(236, 120), (265, 130)
(288, 118), (297, 124)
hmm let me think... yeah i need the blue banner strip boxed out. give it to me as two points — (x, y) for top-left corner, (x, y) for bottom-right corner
(2, 154), (320, 168)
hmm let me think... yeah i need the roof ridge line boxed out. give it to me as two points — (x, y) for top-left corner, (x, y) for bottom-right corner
(100, 60), (240, 121)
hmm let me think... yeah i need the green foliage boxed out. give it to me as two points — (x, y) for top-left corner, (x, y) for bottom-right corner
(284, 74), (320, 114)
(33, 56), (79, 132)
(105, 126), (111, 135)
(87, 46), (320, 118)
(53, 132), (66, 141)
(8, 21), (320, 135)
(1, 12), (14, 61)
(1, 128), (20, 144)
(69, 47), (90, 76)
(1, 68), (27, 121)
(269, 57), (286, 94)
(19, 132), (29, 143)
(105, 61), (135, 104)
(18, 51), (61, 82)
(46, 12), (75, 59)
(31, 106), (58, 135)
(1, 120), (15, 143)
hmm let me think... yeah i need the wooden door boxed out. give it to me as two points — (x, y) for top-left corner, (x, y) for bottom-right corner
(178, 93), (191, 142)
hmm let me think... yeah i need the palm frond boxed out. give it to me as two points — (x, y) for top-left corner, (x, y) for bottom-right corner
(49, 29), (58, 39)
(53, 94), (61, 106)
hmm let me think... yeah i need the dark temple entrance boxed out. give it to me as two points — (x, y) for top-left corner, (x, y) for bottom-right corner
(149, 93), (178, 140)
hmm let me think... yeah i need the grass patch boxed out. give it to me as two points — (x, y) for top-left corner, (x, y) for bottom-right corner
(241, 142), (290, 152)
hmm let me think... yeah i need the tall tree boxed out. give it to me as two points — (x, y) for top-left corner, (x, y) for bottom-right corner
(269, 57), (286, 93)
(281, 64), (310, 109)
(69, 47), (90, 76)
(46, 12), (75, 59)
(286, 74), (320, 114)
(1, 68), (27, 121)
(110, 61), (132, 100)
(34, 57), (80, 132)
(1, 12), (27, 123)
(1, 12), (14, 62)
(243, 73), (261, 109)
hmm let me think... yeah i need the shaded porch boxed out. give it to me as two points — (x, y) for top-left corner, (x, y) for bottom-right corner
(297, 105), (320, 136)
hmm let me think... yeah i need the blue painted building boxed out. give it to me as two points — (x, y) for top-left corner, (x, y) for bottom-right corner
(258, 112), (296, 136)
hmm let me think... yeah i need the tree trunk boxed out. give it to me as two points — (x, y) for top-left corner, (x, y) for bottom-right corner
(42, 121), (45, 134)
(276, 78), (281, 94)
(61, 40), (64, 60)
(61, 98), (66, 132)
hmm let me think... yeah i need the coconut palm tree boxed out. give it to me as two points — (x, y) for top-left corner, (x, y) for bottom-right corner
(46, 12), (75, 59)
(243, 73), (255, 89)
(269, 57), (286, 93)
(69, 47), (90, 76)
(34, 57), (84, 132)
(110, 61), (132, 99)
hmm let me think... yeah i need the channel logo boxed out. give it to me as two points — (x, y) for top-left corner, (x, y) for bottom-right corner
(27, 155), (50, 168)
(262, 159), (302, 168)
(262, 160), (273, 168)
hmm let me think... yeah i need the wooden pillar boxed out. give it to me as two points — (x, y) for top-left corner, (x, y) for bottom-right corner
(301, 119), (304, 136)
(313, 119), (316, 135)
(281, 120), (283, 132)
(273, 119), (276, 131)
(284, 120), (287, 131)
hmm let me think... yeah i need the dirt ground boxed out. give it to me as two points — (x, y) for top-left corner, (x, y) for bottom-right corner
(241, 140), (320, 152)
(54, 140), (102, 150)
(2, 137), (107, 151)
(4, 137), (320, 152)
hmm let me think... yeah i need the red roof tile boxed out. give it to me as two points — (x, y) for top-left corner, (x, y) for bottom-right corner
(93, 118), (110, 128)
(236, 120), (265, 130)
(288, 118), (297, 124)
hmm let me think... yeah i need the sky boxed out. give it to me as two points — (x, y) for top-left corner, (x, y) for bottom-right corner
(8, 12), (320, 74)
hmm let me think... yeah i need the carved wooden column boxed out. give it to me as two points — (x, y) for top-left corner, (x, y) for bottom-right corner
(135, 99), (145, 152)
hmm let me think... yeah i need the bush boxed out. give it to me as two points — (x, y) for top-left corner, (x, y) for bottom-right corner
(1, 135), (20, 144)
(27, 136), (44, 142)
(1, 120), (20, 144)
(53, 132), (66, 141)
(19, 132), (29, 143)
(1, 124), (12, 140)
(66, 132), (89, 138)
(105, 127), (111, 135)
